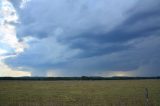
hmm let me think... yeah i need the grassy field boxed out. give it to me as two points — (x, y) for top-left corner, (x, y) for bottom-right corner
(0, 80), (160, 106)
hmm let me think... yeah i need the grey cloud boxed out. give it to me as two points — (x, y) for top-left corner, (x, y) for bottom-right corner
(17, 0), (136, 38)
(5, 0), (160, 76)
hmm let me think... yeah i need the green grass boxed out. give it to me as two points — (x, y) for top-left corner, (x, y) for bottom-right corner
(0, 80), (160, 106)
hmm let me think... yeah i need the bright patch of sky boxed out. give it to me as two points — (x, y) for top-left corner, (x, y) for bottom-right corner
(0, 0), (31, 77)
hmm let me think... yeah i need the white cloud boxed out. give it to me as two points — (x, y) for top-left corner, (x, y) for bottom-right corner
(0, 0), (27, 55)
(0, 0), (30, 77)
(20, 0), (31, 9)
(0, 49), (7, 55)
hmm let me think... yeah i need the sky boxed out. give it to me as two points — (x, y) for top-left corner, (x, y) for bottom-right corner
(0, 0), (160, 77)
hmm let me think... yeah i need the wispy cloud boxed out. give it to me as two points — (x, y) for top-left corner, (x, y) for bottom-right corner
(20, 0), (31, 9)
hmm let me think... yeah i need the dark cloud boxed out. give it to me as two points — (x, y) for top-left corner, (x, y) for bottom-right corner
(5, 0), (160, 76)
(62, 0), (160, 58)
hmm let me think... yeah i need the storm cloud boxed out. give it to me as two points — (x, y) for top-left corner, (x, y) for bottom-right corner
(3, 0), (160, 76)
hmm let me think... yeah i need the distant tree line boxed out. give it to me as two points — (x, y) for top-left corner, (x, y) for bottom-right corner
(0, 76), (160, 80)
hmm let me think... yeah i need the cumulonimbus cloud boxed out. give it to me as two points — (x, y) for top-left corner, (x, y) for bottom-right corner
(3, 0), (160, 77)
